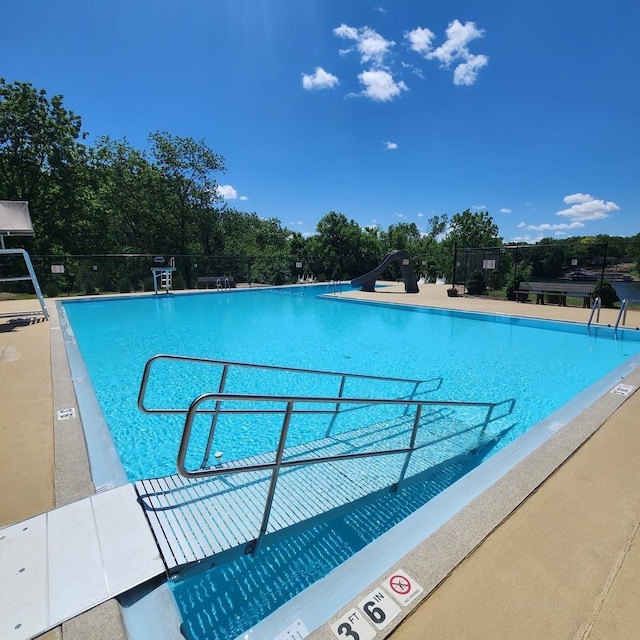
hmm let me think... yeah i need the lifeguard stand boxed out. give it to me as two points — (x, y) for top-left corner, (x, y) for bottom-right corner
(0, 200), (48, 319)
(150, 256), (175, 294)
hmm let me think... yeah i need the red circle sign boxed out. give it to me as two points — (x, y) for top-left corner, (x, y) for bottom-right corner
(388, 574), (411, 595)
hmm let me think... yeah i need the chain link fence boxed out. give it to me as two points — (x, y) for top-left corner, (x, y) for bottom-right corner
(0, 254), (330, 297)
(449, 240), (640, 301)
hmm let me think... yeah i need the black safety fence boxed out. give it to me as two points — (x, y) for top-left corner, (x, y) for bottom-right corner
(0, 254), (329, 297)
(448, 240), (640, 303)
(451, 241), (637, 285)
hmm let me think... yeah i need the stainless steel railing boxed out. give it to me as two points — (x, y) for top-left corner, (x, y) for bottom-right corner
(587, 296), (601, 326)
(138, 354), (442, 467)
(173, 392), (515, 554)
(614, 299), (628, 330)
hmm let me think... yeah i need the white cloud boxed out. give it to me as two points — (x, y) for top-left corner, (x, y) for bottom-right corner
(427, 19), (485, 66)
(217, 184), (238, 199)
(302, 66), (339, 90)
(405, 27), (436, 54)
(333, 24), (395, 66)
(374, 6), (387, 13)
(384, 140), (398, 150)
(453, 53), (489, 86)
(525, 221), (585, 231)
(395, 212), (406, 219)
(510, 234), (545, 244)
(409, 19), (488, 86)
(356, 69), (408, 102)
(417, 212), (424, 217)
(517, 222), (526, 228)
(472, 204), (486, 210)
(563, 193), (592, 204)
(239, 195), (248, 201)
(334, 23), (359, 41)
(556, 193), (620, 221)
(500, 208), (512, 214)
(400, 61), (424, 78)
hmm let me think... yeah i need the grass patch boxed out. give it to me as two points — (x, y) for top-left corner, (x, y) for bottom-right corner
(0, 292), (37, 301)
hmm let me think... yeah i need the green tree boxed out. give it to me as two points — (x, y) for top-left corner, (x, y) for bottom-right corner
(149, 131), (226, 259)
(0, 78), (92, 254)
(310, 211), (367, 280)
(446, 209), (501, 249)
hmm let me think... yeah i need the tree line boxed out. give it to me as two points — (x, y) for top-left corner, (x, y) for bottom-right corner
(1, 78), (639, 295)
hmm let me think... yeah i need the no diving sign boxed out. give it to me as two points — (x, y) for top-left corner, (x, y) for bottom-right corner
(331, 570), (424, 639)
(384, 570), (423, 606)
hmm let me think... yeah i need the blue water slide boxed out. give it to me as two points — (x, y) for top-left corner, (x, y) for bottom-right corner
(351, 249), (419, 293)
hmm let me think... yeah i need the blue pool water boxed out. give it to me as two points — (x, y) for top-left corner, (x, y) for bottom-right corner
(61, 287), (640, 639)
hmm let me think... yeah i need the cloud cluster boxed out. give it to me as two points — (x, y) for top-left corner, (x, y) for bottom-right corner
(556, 193), (620, 221)
(518, 193), (619, 233)
(383, 140), (398, 150)
(406, 20), (488, 86)
(334, 24), (395, 65)
(302, 18), (488, 102)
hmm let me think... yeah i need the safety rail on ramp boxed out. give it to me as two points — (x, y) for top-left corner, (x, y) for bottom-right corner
(135, 355), (516, 580)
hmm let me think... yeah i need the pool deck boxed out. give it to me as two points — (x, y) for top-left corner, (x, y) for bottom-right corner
(1, 285), (639, 639)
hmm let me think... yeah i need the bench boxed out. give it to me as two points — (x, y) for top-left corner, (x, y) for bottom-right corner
(515, 281), (596, 308)
(197, 276), (236, 289)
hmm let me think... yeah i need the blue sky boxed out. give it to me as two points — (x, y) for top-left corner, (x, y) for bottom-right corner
(3, 0), (639, 242)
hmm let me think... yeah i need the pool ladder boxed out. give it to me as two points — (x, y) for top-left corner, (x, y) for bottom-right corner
(587, 297), (629, 331)
(587, 297), (601, 327)
(615, 299), (628, 330)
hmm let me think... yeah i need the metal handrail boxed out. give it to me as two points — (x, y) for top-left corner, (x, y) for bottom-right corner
(614, 299), (628, 330)
(325, 280), (343, 295)
(175, 391), (516, 555)
(587, 296), (601, 326)
(176, 392), (515, 476)
(138, 354), (436, 415)
(138, 354), (444, 468)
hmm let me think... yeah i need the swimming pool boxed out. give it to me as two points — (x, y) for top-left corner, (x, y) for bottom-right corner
(60, 287), (640, 639)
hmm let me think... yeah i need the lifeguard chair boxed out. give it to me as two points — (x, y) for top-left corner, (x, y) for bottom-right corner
(150, 256), (176, 294)
(0, 200), (48, 319)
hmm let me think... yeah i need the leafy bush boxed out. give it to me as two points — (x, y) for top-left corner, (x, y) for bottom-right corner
(82, 278), (97, 295)
(487, 269), (503, 290)
(505, 264), (533, 301)
(466, 269), (487, 295)
(118, 277), (131, 293)
(594, 279), (620, 308)
(45, 280), (59, 297)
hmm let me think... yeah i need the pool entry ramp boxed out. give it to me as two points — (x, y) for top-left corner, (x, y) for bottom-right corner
(135, 355), (515, 580)
(0, 356), (515, 639)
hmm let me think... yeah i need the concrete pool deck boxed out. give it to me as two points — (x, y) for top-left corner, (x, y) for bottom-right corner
(1, 285), (639, 639)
